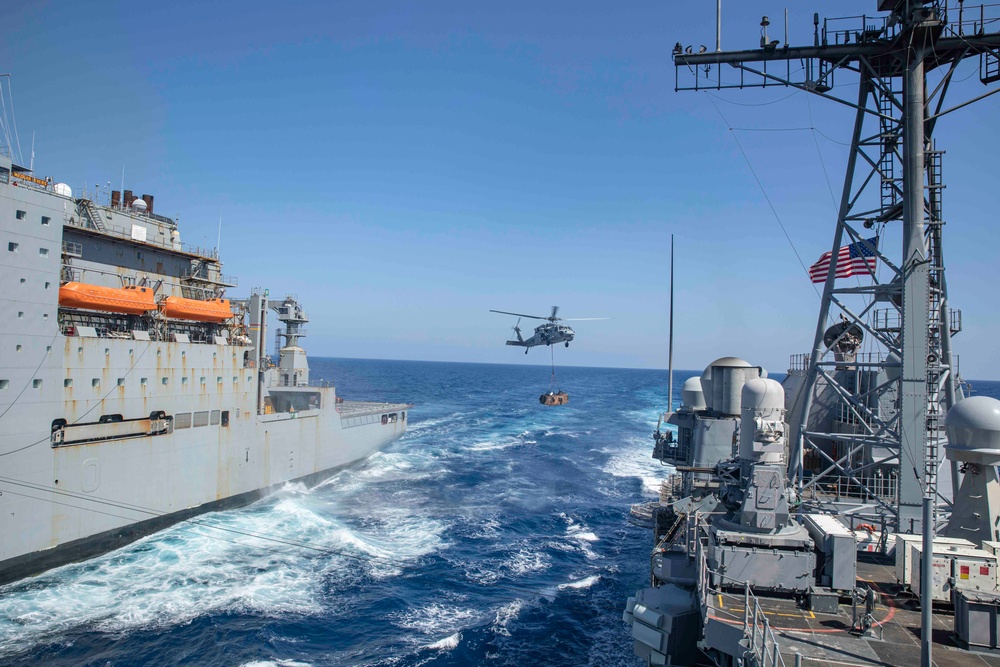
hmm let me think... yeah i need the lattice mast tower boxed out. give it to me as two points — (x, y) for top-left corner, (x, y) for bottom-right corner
(674, 1), (1000, 533)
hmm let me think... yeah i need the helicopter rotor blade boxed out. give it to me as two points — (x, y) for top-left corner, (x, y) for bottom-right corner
(550, 306), (559, 320)
(490, 309), (547, 320)
(562, 317), (611, 321)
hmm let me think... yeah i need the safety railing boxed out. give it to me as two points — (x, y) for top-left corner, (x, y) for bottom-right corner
(61, 240), (83, 257)
(692, 511), (787, 667)
(742, 584), (787, 667)
(180, 267), (238, 286)
(65, 215), (219, 259)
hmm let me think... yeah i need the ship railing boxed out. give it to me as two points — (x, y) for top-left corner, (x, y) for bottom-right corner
(693, 527), (787, 667)
(824, 472), (898, 507)
(788, 350), (965, 374)
(65, 216), (220, 260)
(180, 267), (238, 286)
(740, 583), (787, 667)
(61, 240), (83, 257)
(943, 3), (1000, 40)
(820, 13), (897, 47)
(275, 327), (309, 338)
(659, 473), (684, 502)
(269, 378), (333, 388)
(7, 172), (51, 192)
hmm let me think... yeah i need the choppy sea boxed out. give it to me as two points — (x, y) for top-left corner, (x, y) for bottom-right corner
(1, 359), (998, 666)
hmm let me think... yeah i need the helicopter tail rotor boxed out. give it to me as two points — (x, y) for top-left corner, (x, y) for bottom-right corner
(512, 319), (524, 343)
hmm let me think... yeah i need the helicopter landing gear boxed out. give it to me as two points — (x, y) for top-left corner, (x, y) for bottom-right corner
(525, 348), (529, 355)
(565, 342), (569, 347)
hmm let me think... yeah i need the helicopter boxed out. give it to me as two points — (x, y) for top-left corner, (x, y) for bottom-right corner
(490, 307), (607, 354)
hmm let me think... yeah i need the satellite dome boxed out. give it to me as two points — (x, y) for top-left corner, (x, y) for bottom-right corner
(53, 183), (72, 197)
(945, 396), (1000, 464)
(131, 198), (148, 211)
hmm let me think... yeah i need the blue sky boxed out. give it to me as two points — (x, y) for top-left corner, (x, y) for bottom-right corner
(4, 2), (999, 376)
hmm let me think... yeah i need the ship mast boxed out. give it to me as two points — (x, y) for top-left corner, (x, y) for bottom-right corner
(674, 4), (1000, 665)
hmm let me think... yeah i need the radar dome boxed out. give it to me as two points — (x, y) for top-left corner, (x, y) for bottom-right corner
(741, 377), (785, 412)
(131, 198), (148, 212)
(53, 183), (72, 197)
(700, 357), (762, 416)
(681, 377), (706, 410)
(945, 396), (1000, 464)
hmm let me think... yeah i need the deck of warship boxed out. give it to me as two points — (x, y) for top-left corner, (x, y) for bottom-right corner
(704, 554), (1000, 667)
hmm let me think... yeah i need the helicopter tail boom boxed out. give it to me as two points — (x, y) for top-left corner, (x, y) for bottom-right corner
(507, 320), (526, 345)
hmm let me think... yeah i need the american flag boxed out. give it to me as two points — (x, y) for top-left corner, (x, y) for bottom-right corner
(808, 236), (878, 283)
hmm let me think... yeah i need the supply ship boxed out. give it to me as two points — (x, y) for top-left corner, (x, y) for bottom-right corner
(626, 2), (1000, 666)
(0, 142), (409, 585)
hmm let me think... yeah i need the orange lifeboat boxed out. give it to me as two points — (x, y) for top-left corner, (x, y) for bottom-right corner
(58, 283), (156, 315)
(159, 296), (233, 323)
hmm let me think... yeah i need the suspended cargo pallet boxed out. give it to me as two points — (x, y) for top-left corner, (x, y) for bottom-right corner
(540, 391), (569, 406)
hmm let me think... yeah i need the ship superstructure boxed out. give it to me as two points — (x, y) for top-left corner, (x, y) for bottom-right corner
(0, 148), (409, 584)
(627, 3), (1000, 666)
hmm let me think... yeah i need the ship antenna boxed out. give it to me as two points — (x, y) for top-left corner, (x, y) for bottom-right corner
(1, 74), (24, 165)
(0, 74), (15, 161)
(217, 215), (223, 257)
(667, 234), (674, 412)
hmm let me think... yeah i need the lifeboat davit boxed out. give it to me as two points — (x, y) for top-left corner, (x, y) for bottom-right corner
(159, 296), (233, 323)
(58, 282), (156, 315)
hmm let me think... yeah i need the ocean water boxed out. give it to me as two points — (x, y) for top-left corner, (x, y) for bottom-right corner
(0, 359), (677, 667)
(2, 359), (997, 667)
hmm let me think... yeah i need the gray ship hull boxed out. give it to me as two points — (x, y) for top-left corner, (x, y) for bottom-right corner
(0, 152), (409, 583)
